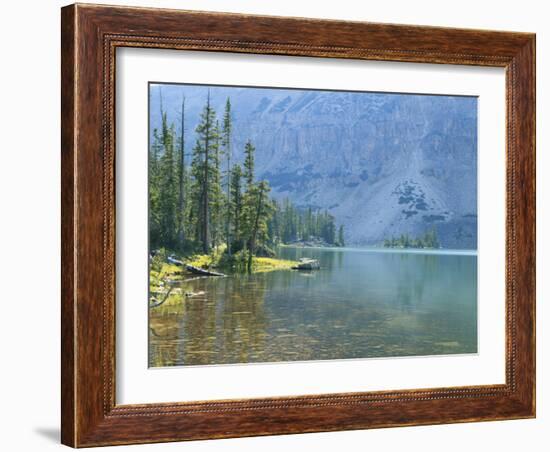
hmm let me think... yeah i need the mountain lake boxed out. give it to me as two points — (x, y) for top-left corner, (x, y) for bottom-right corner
(148, 246), (477, 367)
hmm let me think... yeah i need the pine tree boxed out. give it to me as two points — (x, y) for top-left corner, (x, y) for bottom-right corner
(190, 91), (219, 253)
(241, 139), (257, 256)
(175, 96), (187, 250)
(268, 199), (281, 244)
(149, 128), (162, 248)
(222, 98), (233, 254)
(210, 120), (223, 248)
(305, 207), (313, 240)
(243, 140), (255, 187)
(282, 199), (297, 242)
(338, 225), (345, 246)
(243, 181), (273, 271)
(229, 164), (243, 251)
(158, 111), (177, 249)
(327, 212), (336, 244)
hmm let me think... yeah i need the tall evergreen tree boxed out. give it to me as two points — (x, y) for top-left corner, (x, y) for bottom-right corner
(210, 120), (223, 248)
(327, 213), (336, 244)
(305, 207), (313, 239)
(243, 181), (273, 271)
(176, 96), (187, 250)
(281, 199), (296, 243)
(268, 199), (281, 244)
(158, 111), (177, 249)
(222, 98), (233, 255)
(338, 225), (345, 246)
(149, 128), (162, 248)
(243, 140), (255, 187)
(229, 164), (243, 250)
(191, 91), (219, 253)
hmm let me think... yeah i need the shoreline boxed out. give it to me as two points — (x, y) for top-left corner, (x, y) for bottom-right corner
(278, 244), (477, 256)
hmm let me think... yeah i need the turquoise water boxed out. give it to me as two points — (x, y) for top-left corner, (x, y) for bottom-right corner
(149, 246), (477, 367)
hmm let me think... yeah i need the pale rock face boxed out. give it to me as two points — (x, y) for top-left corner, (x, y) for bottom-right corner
(150, 85), (477, 249)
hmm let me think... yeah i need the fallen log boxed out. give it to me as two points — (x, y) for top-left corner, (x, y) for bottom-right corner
(186, 264), (226, 277)
(167, 256), (185, 266)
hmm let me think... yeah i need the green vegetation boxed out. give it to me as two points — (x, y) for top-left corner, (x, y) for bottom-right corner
(383, 229), (439, 249)
(252, 257), (299, 273)
(269, 201), (343, 247)
(149, 248), (182, 300)
(149, 90), (344, 274)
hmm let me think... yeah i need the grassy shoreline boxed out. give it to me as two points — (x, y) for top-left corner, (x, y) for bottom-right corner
(149, 249), (299, 303)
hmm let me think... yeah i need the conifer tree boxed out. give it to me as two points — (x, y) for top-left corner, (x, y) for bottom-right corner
(176, 96), (187, 250)
(158, 111), (177, 249)
(149, 128), (162, 248)
(190, 91), (219, 253)
(338, 225), (345, 246)
(210, 120), (223, 248)
(243, 140), (255, 187)
(241, 139), (258, 254)
(305, 207), (313, 239)
(243, 180), (273, 271)
(229, 164), (243, 250)
(268, 199), (281, 244)
(222, 98), (233, 254)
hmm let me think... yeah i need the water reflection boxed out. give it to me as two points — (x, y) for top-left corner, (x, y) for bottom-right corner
(149, 247), (477, 367)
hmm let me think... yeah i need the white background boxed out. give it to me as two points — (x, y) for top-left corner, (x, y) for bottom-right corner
(117, 49), (505, 404)
(0, 0), (546, 451)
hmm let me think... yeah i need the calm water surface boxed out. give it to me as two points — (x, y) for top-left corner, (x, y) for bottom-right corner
(149, 247), (477, 367)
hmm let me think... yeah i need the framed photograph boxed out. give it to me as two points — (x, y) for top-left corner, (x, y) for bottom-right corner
(61, 3), (535, 447)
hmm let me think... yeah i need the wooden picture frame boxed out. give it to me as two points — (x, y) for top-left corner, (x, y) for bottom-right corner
(61, 3), (535, 447)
